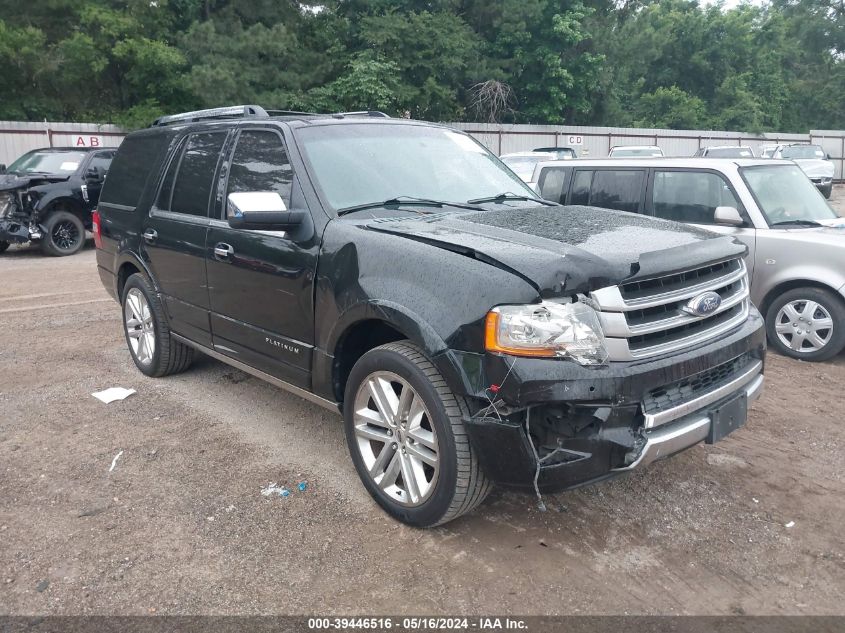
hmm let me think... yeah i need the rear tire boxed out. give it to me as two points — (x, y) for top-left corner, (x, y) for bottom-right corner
(765, 287), (845, 361)
(820, 183), (832, 200)
(343, 340), (491, 527)
(0, 241), (8, 254)
(41, 210), (85, 256)
(121, 273), (194, 377)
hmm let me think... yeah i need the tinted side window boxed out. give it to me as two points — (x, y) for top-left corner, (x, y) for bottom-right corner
(88, 152), (113, 173)
(570, 170), (593, 205)
(100, 135), (170, 207)
(652, 171), (740, 224)
(590, 170), (645, 213)
(537, 167), (569, 203)
(156, 137), (188, 210)
(226, 130), (293, 207)
(169, 132), (227, 217)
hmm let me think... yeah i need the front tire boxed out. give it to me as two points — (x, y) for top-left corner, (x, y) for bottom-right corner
(121, 273), (195, 377)
(766, 287), (845, 361)
(41, 210), (85, 256)
(344, 341), (491, 527)
(0, 240), (8, 254)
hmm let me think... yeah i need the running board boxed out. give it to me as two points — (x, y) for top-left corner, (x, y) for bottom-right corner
(171, 333), (341, 414)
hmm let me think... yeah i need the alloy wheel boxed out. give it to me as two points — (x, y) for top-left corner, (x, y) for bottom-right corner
(352, 371), (439, 506)
(124, 288), (156, 365)
(774, 299), (833, 353)
(52, 220), (81, 251)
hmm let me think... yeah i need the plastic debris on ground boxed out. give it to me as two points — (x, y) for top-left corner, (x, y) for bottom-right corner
(109, 450), (124, 473)
(785, 520), (795, 528)
(260, 483), (290, 498)
(261, 481), (309, 498)
(92, 387), (137, 404)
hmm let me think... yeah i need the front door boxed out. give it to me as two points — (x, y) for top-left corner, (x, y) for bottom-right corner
(205, 127), (319, 388)
(81, 150), (115, 211)
(649, 169), (757, 278)
(143, 130), (229, 347)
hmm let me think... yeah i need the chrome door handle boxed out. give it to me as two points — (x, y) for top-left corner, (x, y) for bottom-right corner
(142, 229), (157, 243)
(214, 243), (234, 260)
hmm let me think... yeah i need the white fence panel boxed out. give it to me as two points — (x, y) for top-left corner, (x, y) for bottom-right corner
(0, 121), (125, 166)
(445, 122), (844, 181)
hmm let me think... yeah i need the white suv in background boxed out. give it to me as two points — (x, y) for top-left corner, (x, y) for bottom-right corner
(769, 144), (834, 199)
(608, 145), (664, 158)
(532, 157), (845, 361)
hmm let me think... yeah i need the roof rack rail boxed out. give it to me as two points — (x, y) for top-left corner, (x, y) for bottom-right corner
(332, 111), (390, 118)
(265, 109), (319, 117)
(152, 105), (269, 127)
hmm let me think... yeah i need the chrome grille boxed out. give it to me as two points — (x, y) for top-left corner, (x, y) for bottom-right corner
(591, 258), (750, 361)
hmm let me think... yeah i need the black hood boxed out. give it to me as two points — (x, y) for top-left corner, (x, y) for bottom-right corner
(362, 205), (747, 298)
(0, 173), (68, 192)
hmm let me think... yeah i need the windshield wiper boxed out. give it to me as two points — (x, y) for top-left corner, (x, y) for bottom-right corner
(336, 196), (484, 216)
(467, 192), (557, 206)
(770, 219), (823, 227)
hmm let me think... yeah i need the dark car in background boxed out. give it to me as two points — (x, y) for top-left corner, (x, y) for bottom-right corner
(95, 106), (765, 526)
(0, 147), (115, 255)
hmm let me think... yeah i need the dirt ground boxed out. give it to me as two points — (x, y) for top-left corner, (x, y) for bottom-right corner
(1, 193), (844, 616)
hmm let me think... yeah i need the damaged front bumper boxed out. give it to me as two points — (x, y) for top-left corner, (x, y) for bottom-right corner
(456, 310), (766, 492)
(0, 218), (41, 244)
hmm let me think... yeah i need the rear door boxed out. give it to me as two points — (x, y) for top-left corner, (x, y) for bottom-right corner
(647, 168), (757, 277)
(565, 168), (647, 213)
(142, 130), (230, 346)
(81, 150), (115, 211)
(205, 126), (319, 388)
(536, 166), (572, 203)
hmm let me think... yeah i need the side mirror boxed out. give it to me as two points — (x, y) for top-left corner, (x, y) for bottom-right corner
(714, 206), (744, 227)
(0, 164), (6, 174)
(227, 191), (304, 231)
(86, 166), (106, 181)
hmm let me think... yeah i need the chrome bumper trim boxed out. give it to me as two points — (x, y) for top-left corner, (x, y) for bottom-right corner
(616, 369), (764, 471)
(644, 359), (762, 428)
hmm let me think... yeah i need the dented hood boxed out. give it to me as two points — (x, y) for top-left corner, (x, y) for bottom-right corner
(0, 173), (69, 192)
(363, 205), (747, 297)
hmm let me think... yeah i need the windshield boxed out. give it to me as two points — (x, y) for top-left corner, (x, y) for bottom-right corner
(781, 145), (826, 160)
(7, 150), (86, 175)
(296, 124), (535, 210)
(500, 155), (549, 181)
(611, 148), (663, 157)
(741, 164), (837, 225)
(706, 147), (754, 158)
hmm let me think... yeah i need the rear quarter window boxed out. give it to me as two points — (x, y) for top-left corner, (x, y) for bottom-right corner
(100, 134), (170, 208)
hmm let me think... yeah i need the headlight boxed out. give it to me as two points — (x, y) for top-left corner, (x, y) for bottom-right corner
(485, 301), (608, 365)
(0, 193), (12, 219)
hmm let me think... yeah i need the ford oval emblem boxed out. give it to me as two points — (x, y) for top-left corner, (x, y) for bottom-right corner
(682, 291), (722, 317)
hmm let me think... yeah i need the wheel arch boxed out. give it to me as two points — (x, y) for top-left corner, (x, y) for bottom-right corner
(36, 194), (86, 221)
(325, 302), (450, 403)
(759, 278), (845, 318)
(115, 251), (160, 300)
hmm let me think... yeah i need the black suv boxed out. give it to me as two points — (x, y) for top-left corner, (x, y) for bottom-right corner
(0, 147), (115, 255)
(95, 105), (766, 526)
